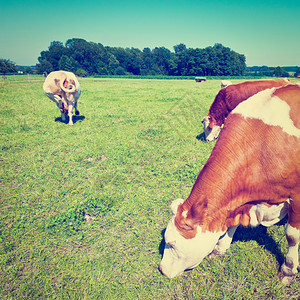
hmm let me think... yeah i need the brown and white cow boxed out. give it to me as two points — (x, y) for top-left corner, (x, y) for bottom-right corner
(160, 84), (300, 284)
(43, 71), (81, 126)
(203, 78), (290, 141)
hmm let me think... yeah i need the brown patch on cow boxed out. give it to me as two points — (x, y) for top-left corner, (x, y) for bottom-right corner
(174, 203), (198, 239)
(54, 78), (61, 89)
(208, 115), (216, 128)
(288, 198), (300, 230)
(63, 79), (69, 88)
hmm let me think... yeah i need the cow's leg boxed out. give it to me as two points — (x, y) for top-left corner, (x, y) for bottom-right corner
(74, 99), (80, 115)
(58, 100), (66, 121)
(209, 225), (238, 257)
(61, 112), (67, 122)
(68, 102), (74, 126)
(278, 224), (300, 284)
(45, 93), (66, 121)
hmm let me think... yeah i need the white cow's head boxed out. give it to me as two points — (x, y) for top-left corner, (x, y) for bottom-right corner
(159, 199), (225, 278)
(202, 115), (222, 142)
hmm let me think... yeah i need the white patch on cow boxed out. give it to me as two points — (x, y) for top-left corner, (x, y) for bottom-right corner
(249, 201), (289, 227)
(212, 225), (238, 255)
(232, 88), (300, 138)
(182, 210), (188, 218)
(206, 125), (222, 142)
(284, 224), (300, 274)
(170, 198), (184, 214)
(160, 215), (225, 278)
(202, 115), (223, 141)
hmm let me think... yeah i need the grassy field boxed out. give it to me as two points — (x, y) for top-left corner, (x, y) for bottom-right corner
(0, 76), (299, 299)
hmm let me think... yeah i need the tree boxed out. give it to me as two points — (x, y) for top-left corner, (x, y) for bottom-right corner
(36, 60), (53, 75)
(273, 66), (289, 77)
(58, 55), (80, 72)
(152, 47), (174, 75)
(259, 66), (272, 76)
(0, 59), (18, 78)
(75, 68), (88, 77)
(174, 43), (187, 54)
(115, 66), (126, 75)
(108, 54), (120, 74)
(35, 38), (247, 77)
(24, 66), (33, 74)
(294, 67), (300, 77)
(141, 48), (154, 75)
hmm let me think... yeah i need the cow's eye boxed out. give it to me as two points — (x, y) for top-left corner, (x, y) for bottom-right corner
(165, 243), (172, 249)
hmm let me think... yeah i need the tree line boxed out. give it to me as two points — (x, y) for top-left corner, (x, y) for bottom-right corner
(35, 38), (247, 77)
(1, 38), (300, 78)
(246, 66), (293, 77)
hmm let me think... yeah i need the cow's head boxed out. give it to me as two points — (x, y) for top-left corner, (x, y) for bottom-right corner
(202, 115), (222, 142)
(159, 199), (224, 278)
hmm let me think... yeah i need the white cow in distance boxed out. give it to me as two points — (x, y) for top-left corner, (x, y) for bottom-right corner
(43, 71), (81, 126)
(220, 80), (232, 88)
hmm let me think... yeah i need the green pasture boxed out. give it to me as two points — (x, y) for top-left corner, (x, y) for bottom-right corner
(0, 77), (299, 299)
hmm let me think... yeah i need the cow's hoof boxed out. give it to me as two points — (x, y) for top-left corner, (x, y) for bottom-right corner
(208, 249), (223, 259)
(207, 252), (217, 259)
(69, 123), (74, 126)
(277, 272), (293, 285)
(75, 110), (80, 115)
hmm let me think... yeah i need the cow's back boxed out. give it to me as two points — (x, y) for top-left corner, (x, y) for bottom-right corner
(43, 71), (66, 95)
(224, 78), (290, 111)
(207, 79), (289, 127)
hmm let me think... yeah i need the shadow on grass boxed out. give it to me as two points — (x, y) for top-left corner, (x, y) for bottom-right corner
(196, 132), (206, 141)
(158, 217), (287, 265)
(232, 217), (287, 265)
(55, 115), (85, 125)
(159, 229), (166, 256)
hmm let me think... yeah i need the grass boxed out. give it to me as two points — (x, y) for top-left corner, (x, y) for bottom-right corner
(0, 77), (299, 299)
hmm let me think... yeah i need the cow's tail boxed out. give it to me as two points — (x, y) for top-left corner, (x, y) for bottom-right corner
(60, 77), (76, 93)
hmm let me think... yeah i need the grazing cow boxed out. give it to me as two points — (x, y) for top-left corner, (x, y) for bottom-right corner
(220, 80), (232, 88)
(160, 84), (300, 284)
(203, 78), (290, 141)
(43, 71), (81, 126)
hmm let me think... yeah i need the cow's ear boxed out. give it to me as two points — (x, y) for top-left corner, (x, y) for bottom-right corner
(208, 116), (216, 129)
(170, 198), (184, 215)
(175, 214), (196, 234)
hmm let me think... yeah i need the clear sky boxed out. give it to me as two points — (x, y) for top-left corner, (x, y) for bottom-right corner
(0, 0), (299, 67)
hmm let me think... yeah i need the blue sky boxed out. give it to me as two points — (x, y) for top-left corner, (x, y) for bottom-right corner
(1, 0), (299, 66)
